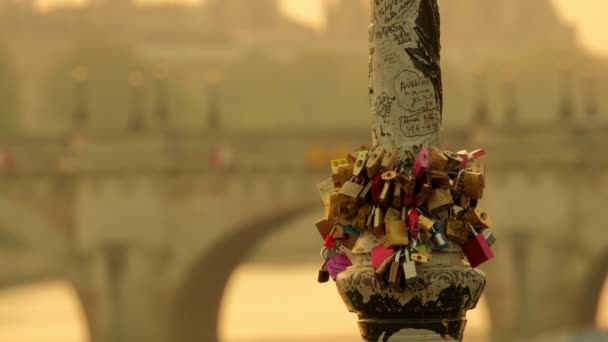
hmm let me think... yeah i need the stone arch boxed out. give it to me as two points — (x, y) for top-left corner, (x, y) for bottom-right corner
(581, 249), (608, 327)
(172, 201), (317, 342)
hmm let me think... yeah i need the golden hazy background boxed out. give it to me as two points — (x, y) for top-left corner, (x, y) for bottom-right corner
(0, 1), (607, 342)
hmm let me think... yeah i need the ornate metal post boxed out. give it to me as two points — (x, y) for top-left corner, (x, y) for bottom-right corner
(334, 1), (486, 340)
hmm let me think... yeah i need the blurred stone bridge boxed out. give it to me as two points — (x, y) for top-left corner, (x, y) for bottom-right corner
(0, 120), (607, 342)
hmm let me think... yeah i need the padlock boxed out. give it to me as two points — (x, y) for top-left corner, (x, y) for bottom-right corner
(341, 225), (360, 237)
(411, 253), (429, 263)
(332, 226), (346, 239)
(444, 151), (463, 171)
(381, 147), (399, 171)
(427, 187), (454, 213)
(459, 194), (471, 209)
(375, 250), (396, 280)
(371, 243), (394, 270)
(431, 221), (449, 249)
(331, 158), (351, 188)
(463, 171), (484, 199)
(384, 220), (409, 247)
(462, 223), (494, 268)
(348, 147), (368, 163)
(371, 172), (384, 204)
(318, 268), (330, 283)
(420, 229), (433, 242)
(324, 234), (336, 248)
(402, 252), (420, 288)
(445, 217), (469, 244)
(418, 215), (435, 232)
(379, 180), (393, 205)
(414, 182), (432, 207)
(366, 146), (385, 177)
(463, 208), (493, 228)
(324, 191), (342, 220)
(412, 147), (429, 179)
(467, 161), (485, 188)
(392, 182), (402, 209)
(315, 217), (336, 240)
(339, 178), (364, 199)
(366, 205), (376, 229)
(353, 205), (373, 231)
(481, 228), (496, 246)
(373, 206), (384, 231)
(402, 174), (416, 207)
(415, 246), (433, 261)
(469, 148), (486, 160)
(359, 179), (373, 200)
(388, 251), (403, 286)
(428, 146), (448, 171)
(408, 209), (420, 239)
(325, 253), (353, 280)
(457, 149), (469, 169)
(353, 151), (369, 177)
(381, 170), (398, 180)
(428, 170), (450, 189)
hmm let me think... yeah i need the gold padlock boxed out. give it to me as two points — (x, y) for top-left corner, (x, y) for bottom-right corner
(339, 180), (364, 199)
(420, 229), (433, 242)
(414, 182), (432, 207)
(428, 146), (448, 171)
(381, 147), (399, 171)
(366, 146), (385, 177)
(352, 151), (369, 177)
(411, 253), (429, 263)
(337, 163), (354, 187)
(324, 192), (342, 220)
(392, 184), (402, 209)
(331, 158), (349, 188)
(463, 171), (484, 199)
(444, 151), (463, 171)
(400, 173), (416, 195)
(381, 170), (398, 180)
(459, 194), (470, 209)
(463, 208), (493, 228)
(384, 208), (402, 222)
(379, 181), (392, 205)
(428, 187), (454, 213)
(373, 206), (385, 238)
(315, 217), (336, 240)
(384, 220), (409, 247)
(428, 170), (450, 189)
(419, 215), (436, 232)
(353, 204), (373, 231)
(446, 217), (469, 244)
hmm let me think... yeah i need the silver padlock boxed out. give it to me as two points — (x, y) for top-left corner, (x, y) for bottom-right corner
(402, 252), (420, 288)
(481, 228), (496, 247)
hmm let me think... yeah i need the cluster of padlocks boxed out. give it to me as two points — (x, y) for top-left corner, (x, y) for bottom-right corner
(314, 145), (495, 289)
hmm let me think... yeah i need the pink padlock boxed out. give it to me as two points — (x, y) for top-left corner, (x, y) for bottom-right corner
(412, 147), (429, 179)
(469, 148), (486, 160)
(371, 243), (394, 270)
(461, 223), (494, 268)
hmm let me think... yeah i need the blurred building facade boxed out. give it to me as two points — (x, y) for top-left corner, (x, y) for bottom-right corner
(0, 1), (607, 342)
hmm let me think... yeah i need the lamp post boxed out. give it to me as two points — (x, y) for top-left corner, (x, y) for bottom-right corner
(128, 70), (145, 131)
(334, 1), (486, 341)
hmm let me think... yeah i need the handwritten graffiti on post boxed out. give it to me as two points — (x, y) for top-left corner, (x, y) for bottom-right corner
(399, 111), (440, 137)
(374, 0), (419, 28)
(393, 70), (440, 137)
(394, 70), (437, 113)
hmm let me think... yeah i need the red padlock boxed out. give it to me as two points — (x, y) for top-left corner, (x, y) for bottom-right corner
(408, 209), (420, 239)
(461, 223), (494, 268)
(371, 172), (384, 204)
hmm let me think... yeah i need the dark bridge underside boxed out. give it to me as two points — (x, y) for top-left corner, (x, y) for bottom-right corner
(172, 201), (317, 342)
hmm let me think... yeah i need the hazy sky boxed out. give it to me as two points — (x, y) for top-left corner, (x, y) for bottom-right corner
(37, 0), (608, 56)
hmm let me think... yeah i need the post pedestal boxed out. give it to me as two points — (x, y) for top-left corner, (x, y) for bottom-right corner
(336, 232), (486, 341)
